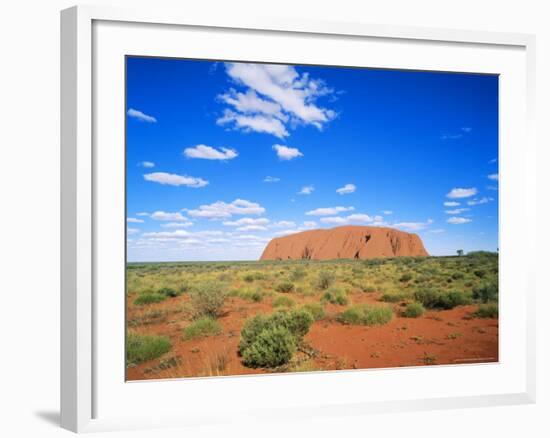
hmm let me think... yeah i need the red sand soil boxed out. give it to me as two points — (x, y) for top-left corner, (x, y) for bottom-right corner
(126, 290), (498, 381)
(260, 226), (429, 261)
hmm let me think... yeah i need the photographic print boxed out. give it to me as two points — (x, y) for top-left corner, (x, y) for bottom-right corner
(125, 57), (498, 380)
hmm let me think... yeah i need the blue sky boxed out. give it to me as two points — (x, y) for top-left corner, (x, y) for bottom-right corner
(126, 57), (499, 262)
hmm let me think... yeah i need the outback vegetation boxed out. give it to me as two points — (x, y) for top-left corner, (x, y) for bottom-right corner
(126, 252), (498, 379)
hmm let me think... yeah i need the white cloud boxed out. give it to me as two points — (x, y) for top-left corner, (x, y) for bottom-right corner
(447, 217), (472, 224)
(320, 213), (373, 225)
(444, 201), (460, 207)
(272, 220), (296, 228)
(320, 216), (348, 225)
(160, 222), (194, 228)
(467, 197), (494, 206)
(446, 187), (478, 198)
(136, 212), (149, 216)
(273, 144), (303, 160)
(223, 217), (270, 227)
(427, 229), (445, 234)
(217, 63), (336, 138)
(143, 172), (208, 188)
(151, 211), (189, 222)
(217, 110), (289, 138)
(183, 144), (238, 160)
(489, 158), (498, 164)
(445, 208), (470, 215)
(298, 185), (314, 195)
(187, 199), (265, 219)
(127, 217), (144, 223)
(303, 221), (317, 228)
(336, 183), (356, 195)
(236, 225), (268, 232)
(263, 176), (280, 183)
(393, 219), (434, 231)
(487, 173), (499, 181)
(127, 227), (140, 235)
(127, 108), (157, 123)
(306, 206), (354, 216)
(139, 161), (155, 168)
(382, 210), (393, 215)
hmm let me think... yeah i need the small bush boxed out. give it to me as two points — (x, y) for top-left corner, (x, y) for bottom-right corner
(158, 287), (180, 298)
(239, 310), (313, 368)
(337, 304), (393, 326)
(301, 303), (326, 321)
(134, 292), (166, 306)
(316, 270), (336, 290)
(399, 273), (413, 282)
(183, 317), (222, 340)
(414, 288), (471, 310)
(402, 302), (425, 318)
(473, 281), (498, 303)
(380, 291), (409, 303)
(126, 333), (171, 365)
(322, 287), (349, 305)
(475, 303), (498, 318)
(273, 295), (295, 308)
(359, 284), (376, 293)
(275, 281), (295, 293)
(190, 281), (227, 318)
(243, 274), (255, 283)
(290, 267), (307, 281)
(451, 272), (464, 280)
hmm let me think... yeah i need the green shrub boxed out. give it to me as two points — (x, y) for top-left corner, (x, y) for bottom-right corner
(239, 310), (313, 368)
(414, 288), (471, 310)
(189, 281), (227, 318)
(275, 281), (295, 293)
(402, 302), (425, 318)
(273, 295), (295, 308)
(380, 291), (409, 303)
(183, 317), (222, 340)
(451, 272), (464, 280)
(475, 303), (498, 318)
(126, 333), (171, 365)
(301, 303), (326, 321)
(243, 274), (255, 283)
(337, 304), (393, 326)
(359, 284), (376, 293)
(290, 267), (307, 281)
(134, 292), (166, 306)
(473, 281), (498, 303)
(473, 269), (486, 278)
(158, 287), (180, 298)
(316, 270), (336, 290)
(322, 287), (349, 305)
(399, 273), (413, 282)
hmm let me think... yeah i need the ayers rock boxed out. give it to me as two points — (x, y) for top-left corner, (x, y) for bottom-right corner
(260, 226), (429, 261)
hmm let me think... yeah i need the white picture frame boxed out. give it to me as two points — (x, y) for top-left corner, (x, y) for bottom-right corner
(61, 4), (537, 433)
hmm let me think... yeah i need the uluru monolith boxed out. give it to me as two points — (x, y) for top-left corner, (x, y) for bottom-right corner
(260, 226), (429, 261)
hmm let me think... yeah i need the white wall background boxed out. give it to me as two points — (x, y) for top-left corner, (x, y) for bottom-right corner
(0, 1), (547, 437)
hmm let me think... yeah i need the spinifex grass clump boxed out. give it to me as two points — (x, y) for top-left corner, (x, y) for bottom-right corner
(473, 281), (498, 303)
(380, 291), (409, 303)
(272, 295), (295, 308)
(239, 310), (314, 368)
(275, 281), (295, 293)
(316, 270), (336, 290)
(301, 303), (326, 321)
(402, 302), (425, 318)
(475, 302), (499, 318)
(190, 281), (227, 318)
(134, 292), (167, 306)
(126, 333), (171, 366)
(183, 317), (222, 340)
(413, 288), (471, 310)
(321, 287), (349, 305)
(337, 304), (393, 326)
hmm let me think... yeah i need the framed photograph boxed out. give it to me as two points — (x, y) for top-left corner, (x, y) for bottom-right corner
(61, 5), (536, 432)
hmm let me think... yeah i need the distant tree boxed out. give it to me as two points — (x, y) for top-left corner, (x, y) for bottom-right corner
(457, 249), (464, 257)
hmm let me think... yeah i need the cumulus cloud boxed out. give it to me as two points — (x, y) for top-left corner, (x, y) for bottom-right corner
(467, 197), (493, 206)
(303, 221), (317, 228)
(222, 217), (270, 227)
(136, 212), (149, 216)
(183, 144), (238, 160)
(236, 225), (268, 232)
(320, 213), (373, 225)
(447, 217), (472, 224)
(127, 217), (144, 223)
(160, 222), (194, 228)
(272, 220), (296, 228)
(143, 172), (208, 188)
(444, 201), (460, 207)
(306, 206), (354, 216)
(445, 208), (470, 215)
(298, 185), (314, 195)
(151, 211), (189, 222)
(446, 187), (477, 199)
(217, 63), (336, 138)
(187, 199), (265, 219)
(273, 144), (303, 160)
(138, 161), (155, 168)
(393, 219), (434, 231)
(487, 173), (499, 181)
(336, 183), (356, 195)
(127, 108), (157, 123)
(382, 210), (393, 215)
(127, 227), (140, 235)
(263, 176), (280, 183)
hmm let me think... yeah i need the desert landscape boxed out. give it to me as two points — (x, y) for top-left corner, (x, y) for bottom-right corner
(126, 226), (498, 380)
